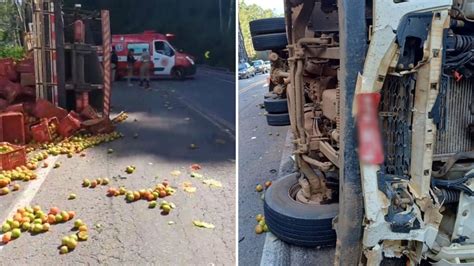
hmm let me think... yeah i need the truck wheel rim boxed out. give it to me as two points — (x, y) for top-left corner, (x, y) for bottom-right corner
(289, 182), (331, 205)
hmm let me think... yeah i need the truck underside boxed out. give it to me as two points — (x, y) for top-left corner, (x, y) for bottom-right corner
(252, 0), (474, 264)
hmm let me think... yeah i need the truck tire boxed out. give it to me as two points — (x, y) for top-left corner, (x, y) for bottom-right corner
(172, 68), (185, 81)
(381, 258), (408, 266)
(264, 97), (288, 113)
(252, 33), (288, 51)
(264, 173), (338, 247)
(266, 113), (290, 126)
(250, 18), (286, 36)
(264, 92), (274, 99)
(289, 0), (304, 6)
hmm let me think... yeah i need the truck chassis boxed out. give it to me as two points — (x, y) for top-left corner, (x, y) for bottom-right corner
(251, 0), (474, 264)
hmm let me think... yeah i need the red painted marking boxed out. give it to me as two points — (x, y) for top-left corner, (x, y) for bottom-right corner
(356, 93), (384, 164)
(102, 10), (112, 117)
(454, 71), (463, 82)
(49, 12), (58, 105)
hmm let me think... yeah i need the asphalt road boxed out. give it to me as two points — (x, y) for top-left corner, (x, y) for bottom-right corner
(0, 68), (235, 265)
(172, 68), (236, 132)
(238, 73), (289, 265)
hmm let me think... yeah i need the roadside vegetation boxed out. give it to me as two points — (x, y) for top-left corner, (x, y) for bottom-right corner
(238, 0), (279, 59)
(0, 45), (25, 60)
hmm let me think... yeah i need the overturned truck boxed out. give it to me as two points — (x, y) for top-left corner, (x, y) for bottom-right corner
(251, 0), (474, 264)
(24, 0), (110, 115)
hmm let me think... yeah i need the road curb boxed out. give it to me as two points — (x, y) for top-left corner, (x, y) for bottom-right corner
(260, 129), (294, 266)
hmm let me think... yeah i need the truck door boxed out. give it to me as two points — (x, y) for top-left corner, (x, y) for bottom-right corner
(153, 40), (175, 75)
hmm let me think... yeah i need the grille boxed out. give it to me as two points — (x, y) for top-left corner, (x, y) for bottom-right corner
(434, 77), (474, 158)
(379, 75), (414, 176)
(379, 75), (473, 174)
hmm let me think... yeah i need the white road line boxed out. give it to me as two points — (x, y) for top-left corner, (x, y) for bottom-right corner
(0, 155), (59, 251)
(197, 68), (233, 77)
(175, 96), (235, 140)
(199, 69), (235, 84)
(213, 77), (234, 84)
(239, 79), (267, 95)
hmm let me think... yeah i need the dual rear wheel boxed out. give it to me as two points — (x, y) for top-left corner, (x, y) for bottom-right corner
(251, 18), (290, 127)
(263, 95), (290, 126)
(250, 18), (288, 52)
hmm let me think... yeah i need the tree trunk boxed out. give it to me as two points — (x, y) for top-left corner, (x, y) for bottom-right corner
(227, 0), (234, 32)
(218, 0), (223, 33)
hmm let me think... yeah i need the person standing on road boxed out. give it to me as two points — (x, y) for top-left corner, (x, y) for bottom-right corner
(127, 49), (136, 86)
(139, 48), (151, 88)
(111, 46), (118, 82)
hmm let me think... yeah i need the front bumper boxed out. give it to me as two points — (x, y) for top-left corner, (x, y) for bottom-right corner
(431, 244), (474, 264)
(184, 64), (197, 76)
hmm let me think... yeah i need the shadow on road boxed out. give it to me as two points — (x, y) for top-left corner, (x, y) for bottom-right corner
(107, 81), (235, 163)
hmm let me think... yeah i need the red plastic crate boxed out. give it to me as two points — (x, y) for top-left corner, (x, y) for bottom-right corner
(82, 118), (115, 134)
(0, 112), (25, 145)
(24, 114), (39, 144)
(69, 110), (82, 122)
(33, 99), (68, 120)
(24, 123), (32, 143)
(15, 58), (34, 74)
(58, 112), (81, 138)
(0, 58), (18, 82)
(31, 117), (59, 143)
(4, 103), (29, 114)
(80, 105), (99, 120)
(0, 99), (7, 111)
(0, 142), (26, 171)
(0, 79), (22, 103)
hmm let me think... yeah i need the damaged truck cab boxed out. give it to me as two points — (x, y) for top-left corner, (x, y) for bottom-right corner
(251, 0), (474, 264)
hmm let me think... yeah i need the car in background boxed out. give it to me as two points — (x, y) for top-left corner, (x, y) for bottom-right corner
(251, 59), (270, 74)
(264, 60), (271, 70)
(238, 62), (256, 79)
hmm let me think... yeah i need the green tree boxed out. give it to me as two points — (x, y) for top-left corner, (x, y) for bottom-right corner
(0, 0), (22, 46)
(238, 0), (275, 59)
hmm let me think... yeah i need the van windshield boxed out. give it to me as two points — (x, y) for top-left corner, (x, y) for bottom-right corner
(252, 61), (262, 66)
(155, 41), (175, 57)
